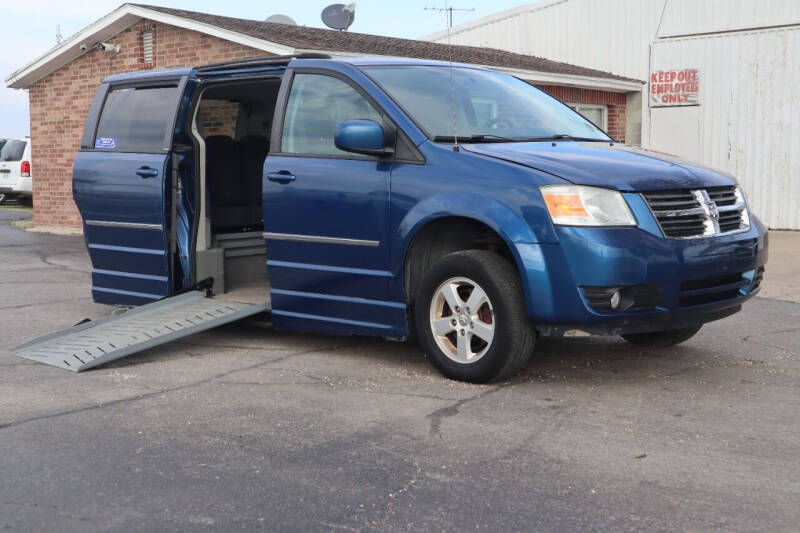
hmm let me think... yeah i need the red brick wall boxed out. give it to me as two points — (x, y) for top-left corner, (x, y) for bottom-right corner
(28, 19), (267, 228)
(196, 99), (240, 138)
(536, 85), (627, 141)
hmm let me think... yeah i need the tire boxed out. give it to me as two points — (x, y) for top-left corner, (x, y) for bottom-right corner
(414, 250), (536, 383)
(621, 325), (702, 348)
(0, 193), (6, 205)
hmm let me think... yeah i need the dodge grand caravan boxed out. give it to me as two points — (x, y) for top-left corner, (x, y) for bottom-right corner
(71, 54), (767, 382)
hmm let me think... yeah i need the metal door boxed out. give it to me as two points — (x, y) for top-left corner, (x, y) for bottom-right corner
(73, 77), (187, 306)
(263, 70), (404, 337)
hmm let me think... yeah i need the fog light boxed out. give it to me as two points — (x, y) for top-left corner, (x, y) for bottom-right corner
(610, 290), (622, 310)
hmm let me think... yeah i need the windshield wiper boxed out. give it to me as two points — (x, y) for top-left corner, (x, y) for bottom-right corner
(433, 134), (519, 144)
(523, 134), (611, 142)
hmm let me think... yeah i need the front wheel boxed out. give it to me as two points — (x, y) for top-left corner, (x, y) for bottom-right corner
(415, 250), (536, 383)
(621, 325), (702, 348)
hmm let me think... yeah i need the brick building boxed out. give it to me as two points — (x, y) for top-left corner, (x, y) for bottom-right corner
(6, 4), (642, 230)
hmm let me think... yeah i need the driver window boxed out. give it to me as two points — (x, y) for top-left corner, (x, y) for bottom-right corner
(281, 73), (384, 157)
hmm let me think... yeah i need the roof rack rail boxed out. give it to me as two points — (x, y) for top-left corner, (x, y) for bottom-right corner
(196, 53), (333, 72)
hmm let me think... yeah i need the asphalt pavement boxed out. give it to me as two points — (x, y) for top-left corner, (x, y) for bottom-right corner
(1, 207), (798, 532)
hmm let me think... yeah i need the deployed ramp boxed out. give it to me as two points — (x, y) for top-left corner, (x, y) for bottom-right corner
(10, 290), (267, 372)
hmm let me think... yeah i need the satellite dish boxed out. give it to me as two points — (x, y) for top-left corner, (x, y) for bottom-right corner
(321, 3), (356, 31)
(265, 14), (298, 25)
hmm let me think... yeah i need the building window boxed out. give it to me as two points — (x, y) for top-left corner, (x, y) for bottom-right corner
(142, 29), (154, 65)
(568, 103), (607, 131)
(471, 97), (498, 126)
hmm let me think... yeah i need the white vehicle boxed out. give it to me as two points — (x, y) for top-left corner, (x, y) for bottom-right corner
(0, 138), (32, 205)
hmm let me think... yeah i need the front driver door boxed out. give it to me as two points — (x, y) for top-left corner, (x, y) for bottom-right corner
(263, 70), (403, 336)
(73, 78), (186, 306)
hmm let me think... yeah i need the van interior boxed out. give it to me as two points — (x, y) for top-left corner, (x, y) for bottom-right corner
(192, 78), (282, 306)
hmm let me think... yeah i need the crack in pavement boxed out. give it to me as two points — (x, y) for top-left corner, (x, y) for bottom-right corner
(371, 459), (422, 530)
(219, 367), (468, 402)
(0, 297), (92, 311)
(0, 341), (364, 432)
(32, 250), (92, 275)
(424, 371), (542, 438)
(425, 385), (502, 437)
(742, 327), (800, 355)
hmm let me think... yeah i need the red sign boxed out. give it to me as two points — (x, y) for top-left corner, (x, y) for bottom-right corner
(649, 68), (700, 107)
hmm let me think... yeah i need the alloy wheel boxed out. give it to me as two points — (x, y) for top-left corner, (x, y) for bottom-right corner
(429, 276), (495, 363)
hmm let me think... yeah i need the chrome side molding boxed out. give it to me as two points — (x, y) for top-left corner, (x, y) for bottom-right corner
(85, 220), (164, 230)
(262, 232), (379, 247)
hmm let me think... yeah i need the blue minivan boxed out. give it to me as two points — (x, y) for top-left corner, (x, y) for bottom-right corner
(72, 54), (768, 382)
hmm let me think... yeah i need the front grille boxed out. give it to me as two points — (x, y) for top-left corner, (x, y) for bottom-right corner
(642, 186), (749, 239)
(679, 272), (748, 307)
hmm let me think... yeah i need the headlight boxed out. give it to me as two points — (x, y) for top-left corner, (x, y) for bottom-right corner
(541, 185), (636, 226)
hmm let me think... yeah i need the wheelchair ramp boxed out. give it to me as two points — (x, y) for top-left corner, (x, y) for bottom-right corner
(10, 291), (267, 372)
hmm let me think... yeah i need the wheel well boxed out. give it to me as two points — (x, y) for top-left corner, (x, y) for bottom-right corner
(404, 217), (518, 303)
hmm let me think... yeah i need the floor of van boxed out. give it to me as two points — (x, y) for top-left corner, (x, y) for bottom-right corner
(217, 270), (271, 307)
(210, 231), (271, 309)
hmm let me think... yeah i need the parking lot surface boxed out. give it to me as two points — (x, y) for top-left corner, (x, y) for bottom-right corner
(1, 208), (799, 532)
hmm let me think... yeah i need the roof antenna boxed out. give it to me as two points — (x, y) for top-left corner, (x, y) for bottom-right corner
(425, 2), (473, 151)
(55, 25), (63, 44)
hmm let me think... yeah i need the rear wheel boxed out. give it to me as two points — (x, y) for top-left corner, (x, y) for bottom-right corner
(415, 250), (536, 383)
(621, 325), (702, 348)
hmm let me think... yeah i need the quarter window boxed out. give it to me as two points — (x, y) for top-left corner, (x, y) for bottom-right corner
(281, 73), (383, 157)
(95, 85), (178, 153)
(0, 140), (27, 162)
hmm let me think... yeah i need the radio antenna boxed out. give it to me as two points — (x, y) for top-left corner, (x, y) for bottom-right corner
(425, 3), (473, 150)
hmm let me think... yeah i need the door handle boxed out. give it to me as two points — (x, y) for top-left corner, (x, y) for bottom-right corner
(135, 167), (159, 178)
(267, 171), (296, 184)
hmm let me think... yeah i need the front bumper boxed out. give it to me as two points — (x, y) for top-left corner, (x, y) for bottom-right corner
(516, 214), (768, 336)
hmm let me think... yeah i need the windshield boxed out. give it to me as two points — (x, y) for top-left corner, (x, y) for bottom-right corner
(0, 140), (26, 162)
(362, 65), (611, 142)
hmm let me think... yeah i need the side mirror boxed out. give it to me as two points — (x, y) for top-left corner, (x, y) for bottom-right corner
(334, 119), (394, 157)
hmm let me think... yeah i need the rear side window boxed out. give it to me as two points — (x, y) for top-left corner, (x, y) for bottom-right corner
(94, 85), (178, 153)
(0, 140), (27, 161)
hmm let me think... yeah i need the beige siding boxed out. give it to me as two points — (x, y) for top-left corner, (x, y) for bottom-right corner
(650, 26), (800, 229)
(427, 0), (800, 79)
(658, 0), (800, 37)
(426, 0), (665, 80)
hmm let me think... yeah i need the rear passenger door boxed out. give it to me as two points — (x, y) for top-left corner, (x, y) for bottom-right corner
(263, 70), (403, 336)
(73, 78), (187, 306)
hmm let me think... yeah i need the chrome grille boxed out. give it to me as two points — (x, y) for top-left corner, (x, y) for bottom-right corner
(642, 186), (749, 239)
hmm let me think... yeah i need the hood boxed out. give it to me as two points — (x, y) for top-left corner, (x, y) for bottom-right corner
(462, 142), (735, 191)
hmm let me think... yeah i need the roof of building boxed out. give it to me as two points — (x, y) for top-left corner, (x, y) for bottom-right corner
(136, 4), (638, 82)
(5, 3), (643, 90)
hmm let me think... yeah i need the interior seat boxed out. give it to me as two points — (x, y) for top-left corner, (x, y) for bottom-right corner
(205, 135), (247, 231)
(238, 135), (268, 229)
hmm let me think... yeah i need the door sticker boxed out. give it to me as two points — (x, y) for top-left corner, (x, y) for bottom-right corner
(95, 137), (118, 149)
